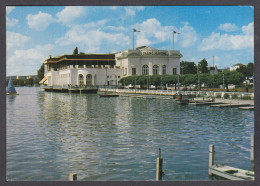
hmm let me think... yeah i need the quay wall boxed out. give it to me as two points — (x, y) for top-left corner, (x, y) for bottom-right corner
(98, 88), (254, 99)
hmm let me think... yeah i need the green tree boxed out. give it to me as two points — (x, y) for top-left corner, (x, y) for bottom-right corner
(73, 47), (78, 55)
(180, 61), (197, 74)
(221, 71), (245, 92)
(247, 62), (254, 77)
(37, 64), (44, 80)
(198, 59), (209, 73)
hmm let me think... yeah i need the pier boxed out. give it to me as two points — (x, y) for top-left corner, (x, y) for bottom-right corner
(41, 86), (98, 94)
(208, 135), (254, 180)
(210, 104), (251, 108)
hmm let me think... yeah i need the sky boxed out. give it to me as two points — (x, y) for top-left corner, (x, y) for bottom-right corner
(6, 6), (254, 76)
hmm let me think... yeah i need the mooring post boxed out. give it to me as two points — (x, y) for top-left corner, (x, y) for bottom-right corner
(209, 145), (215, 176)
(156, 148), (163, 181)
(69, 173), (77, 181)
(251, 135), (254, 161)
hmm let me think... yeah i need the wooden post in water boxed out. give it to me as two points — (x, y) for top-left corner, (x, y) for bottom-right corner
(69, 173), (77, 181)
(209, 145), (215, 176)
(251, 135), (254, 161)
(156, 148), (163, 181)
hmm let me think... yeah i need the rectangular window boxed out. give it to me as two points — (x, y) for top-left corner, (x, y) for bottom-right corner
(132, 68), (136, 75)
(173, 68), (177, 75)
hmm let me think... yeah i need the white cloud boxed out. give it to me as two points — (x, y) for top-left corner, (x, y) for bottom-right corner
(198, 22), (254, 51)
(179, 22), (198, 47)
(55, 21), (130, 53)
(6, 17), (18, 27)
(218, 23), (238, 32)
(7, 44), (54, 75)
(106, 26), (128, 32)
(7, 31), (30, 50)
(109, 6), (119, 10)
(6, 6), (15, 14)
(133, 18), (174, 47)
(27, 11), (55, 31)
(56, 6), (85, 25)
(124, 6), (144, 17)
(242, 22), (253, 35)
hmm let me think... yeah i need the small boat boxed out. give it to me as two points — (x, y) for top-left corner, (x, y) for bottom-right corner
(99, 94), (119, 97)
(174, 76), (189, 104)
(6, 77), (19, 95)
(175, 93), (189, 104)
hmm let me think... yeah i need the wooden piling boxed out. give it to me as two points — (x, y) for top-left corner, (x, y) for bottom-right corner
(69, 173), (77, 181)
(251, 135), (254, 161)
(156, 148), (163, 181)
(209, 145), (215, 176)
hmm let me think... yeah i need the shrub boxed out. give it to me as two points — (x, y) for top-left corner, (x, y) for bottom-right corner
(241, 95), (251, 100)
(231, 94), (238, 99)
(224, 93), (230, 99)
(216, 94), (221, 98)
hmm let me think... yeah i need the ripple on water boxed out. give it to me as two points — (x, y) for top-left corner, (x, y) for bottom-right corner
(6, 87), (254, 181)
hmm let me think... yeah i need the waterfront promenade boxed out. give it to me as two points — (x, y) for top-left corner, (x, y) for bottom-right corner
(99, 88), (254, 101)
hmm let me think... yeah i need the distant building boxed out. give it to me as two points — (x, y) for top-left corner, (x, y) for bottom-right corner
(6, 75), (37, 81)
(208, 66), (218, 75)
(41, 46), (182, 87)
(230, 63), (245, 71)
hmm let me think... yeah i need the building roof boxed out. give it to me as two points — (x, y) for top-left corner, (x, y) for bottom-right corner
(116, 46), (182, 59)
(44, 53), (115, 64)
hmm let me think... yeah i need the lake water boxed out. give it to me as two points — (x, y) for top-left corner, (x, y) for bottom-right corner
(6, 87), (254, 181)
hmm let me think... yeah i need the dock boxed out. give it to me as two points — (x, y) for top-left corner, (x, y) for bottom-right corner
(239, 106), (254, 110)
(209, 164), (254, 180)
(210, 104), (251, 108)
(99, 94), (119, 97)
(189, 102), (224, 106)
(42, 86), (98, 94)
(208, 136), (254, 180)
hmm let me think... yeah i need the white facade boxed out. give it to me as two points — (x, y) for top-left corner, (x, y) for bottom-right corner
(115, 46), (182, 76)
(43, 46), (182, 87)
(45, 66), (123, 86)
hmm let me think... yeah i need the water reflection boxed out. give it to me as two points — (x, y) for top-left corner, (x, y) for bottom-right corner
(7, 87), (254, 181)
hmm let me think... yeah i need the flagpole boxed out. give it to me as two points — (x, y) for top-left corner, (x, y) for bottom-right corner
(133, 29), (140, 50)
(133, 29), (134, 50)
(173, 31), (174, 50)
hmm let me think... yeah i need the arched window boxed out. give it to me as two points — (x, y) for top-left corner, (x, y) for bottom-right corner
(78, 74), (84, 86)
(142, 65), (149, 75)
(162, 65), (166, 75)
(153, 65), (159, 75)
(86, 74), (92, 86)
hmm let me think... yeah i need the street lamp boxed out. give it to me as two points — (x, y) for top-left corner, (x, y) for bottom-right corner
(222, 74), (225, 92)
(197, 63), (200, 91)
(133, 28), (141, 50)
(173, 31), (180, 50)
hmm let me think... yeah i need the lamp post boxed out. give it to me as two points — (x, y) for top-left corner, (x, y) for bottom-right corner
(222, 74), (225, 92)
(147, 77), (149, 90)
(133, 28), (141, 50)
(161, 76), (163, 90)
(197, 63), (200, 91)
(173, 31), (180, 50)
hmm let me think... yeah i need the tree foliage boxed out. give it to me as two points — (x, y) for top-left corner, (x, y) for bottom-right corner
(119, 71), (245, 91)
(37, 63), (44, 80)
(180, 61), (197, 74)
(198, 58), (209, 73)
(73, 47), (78, 55)
(236, 62), (254, 78)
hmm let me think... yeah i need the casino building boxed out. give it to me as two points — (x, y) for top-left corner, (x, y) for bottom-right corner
(41, 46), (182, 87)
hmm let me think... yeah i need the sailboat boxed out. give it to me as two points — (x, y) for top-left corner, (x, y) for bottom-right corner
(6, 77), (19, 95)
